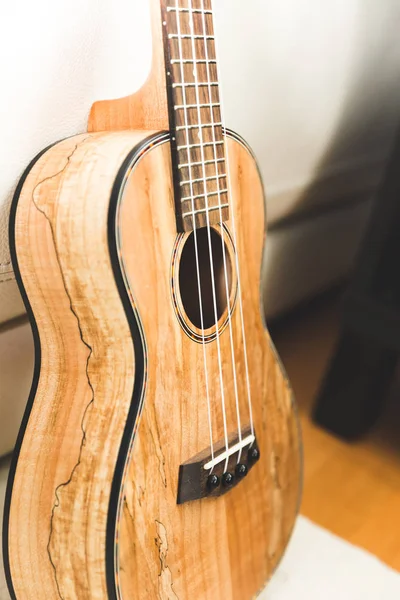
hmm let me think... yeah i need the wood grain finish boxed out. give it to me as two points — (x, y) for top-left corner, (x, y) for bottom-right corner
(5, 0), (302, 596)
(6, 131), (301, 599)
(116, 134), (301, 599)
(6, 131), (151, 600)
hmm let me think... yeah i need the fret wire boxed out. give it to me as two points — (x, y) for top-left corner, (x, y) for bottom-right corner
(165, 0), (227, 226)
(170, 0), (197, 221)
(178, 158), (225, 168)
(170, 59), (216, 64)
(182, 203), (229, 218)
(177, 141), (224, 150)
(195, 0), (241, 468)
(168, 34), (215, 40)
(166, 7), (213, 14)
(207, 0), (254, 444)
(176, 122), (222, 131)
(175, 102), (220, 110)
(169, 0), (217, 476)
(173, 82), (219, 88)
(180, 173), (226, 186)
(181, 189), (228, 202)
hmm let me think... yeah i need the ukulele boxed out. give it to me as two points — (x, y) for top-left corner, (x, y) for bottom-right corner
(3, 1), (302, 598)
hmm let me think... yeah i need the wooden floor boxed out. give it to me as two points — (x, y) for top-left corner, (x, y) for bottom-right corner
(272, 291), (400, 571)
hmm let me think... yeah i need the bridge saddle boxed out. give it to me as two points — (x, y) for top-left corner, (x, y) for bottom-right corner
(177, 425), (260, 505)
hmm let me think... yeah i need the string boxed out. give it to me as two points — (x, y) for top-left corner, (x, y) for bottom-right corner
(212, 0), (255, 441)
(198, 0), (243, 462)
(187, 0), (230, 473)
(174, 0), (215, 468)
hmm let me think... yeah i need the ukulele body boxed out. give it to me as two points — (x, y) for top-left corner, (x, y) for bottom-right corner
(4, 129), (301, 599)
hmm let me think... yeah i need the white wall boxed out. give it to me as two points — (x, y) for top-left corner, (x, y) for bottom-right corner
(217, 0), (400, 222)
(1, 0), (400, 218)
(1, 0), (400, 322)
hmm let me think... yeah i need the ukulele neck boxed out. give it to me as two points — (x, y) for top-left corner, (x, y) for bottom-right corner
(162, 0), (229, 232)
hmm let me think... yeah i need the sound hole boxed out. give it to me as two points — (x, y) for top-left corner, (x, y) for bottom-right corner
(179, 227), (233, 330)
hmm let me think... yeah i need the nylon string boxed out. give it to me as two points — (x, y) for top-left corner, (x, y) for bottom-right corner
(187, 0), (230, 472)
(212, 0), (255, 441)
(174, 0), (215, 467)
(197, 0), (244, 462)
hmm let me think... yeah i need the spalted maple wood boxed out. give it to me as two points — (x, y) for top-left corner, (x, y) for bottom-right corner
(117, 136), (301, 599)
(5, 0), (302, 597)
(6, 131), (150, 599)
(6, 132), (301, 600)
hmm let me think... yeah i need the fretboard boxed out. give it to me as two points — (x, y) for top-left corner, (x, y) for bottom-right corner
(162, 0), (229, 232)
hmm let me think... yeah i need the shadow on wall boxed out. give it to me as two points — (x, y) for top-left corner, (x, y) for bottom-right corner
(256, 0), (400, 317)
(218, 0), (400, 222)
(281, 0), (400, 224)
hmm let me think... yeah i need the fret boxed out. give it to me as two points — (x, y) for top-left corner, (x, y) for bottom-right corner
(181, 182), (228, 202)
(172, 82), (219, 88)
(168, 34), (215, 40)
(166, 7), (213, 14)
(170, 59), (217, 64)
(174, 102), (220, 110)
(176, 122), (222, 131)
(182, 203), (230, 219)
(181, 193), (227, 212)
(177, 141), (224, 151)
(164, 0), (228, 231)
(173, 85), (219, 106)
(179, 165), (227, 186)
(176, 138), (222, 152)
(170, 64), (218, 87)
(178, 158), (225, 169)
(180, 173), (226, 186)
(174, 91), (220, 108)
(181, 190), (228, 203)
